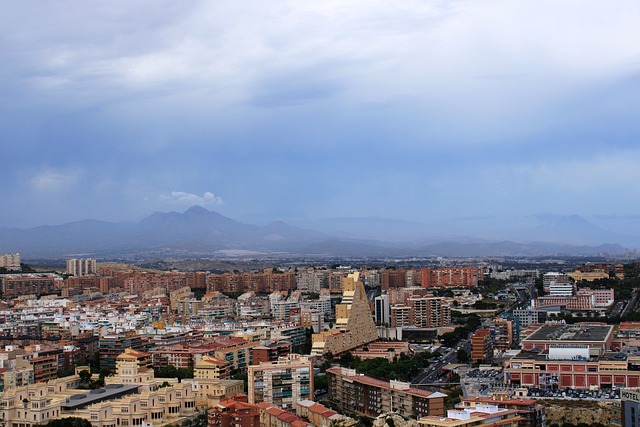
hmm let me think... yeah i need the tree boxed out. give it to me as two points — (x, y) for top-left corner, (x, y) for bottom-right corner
(78, 369), (92, 386)
(43, 418), (92, 427)
(456, 349), (470, 364)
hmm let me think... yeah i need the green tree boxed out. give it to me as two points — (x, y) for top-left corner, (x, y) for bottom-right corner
(456, 349), (470, 364)
(43, 417), (92, 427)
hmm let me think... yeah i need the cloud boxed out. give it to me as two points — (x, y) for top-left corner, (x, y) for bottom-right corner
(30, 169), (80, 192)
(160, 191), (223, 206)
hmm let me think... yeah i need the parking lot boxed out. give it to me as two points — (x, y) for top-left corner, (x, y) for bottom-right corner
(525, 386), (620, 400)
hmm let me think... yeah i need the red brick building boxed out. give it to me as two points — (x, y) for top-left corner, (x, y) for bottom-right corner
(208, 394), (260, 427)
(421, 267), (483, 288)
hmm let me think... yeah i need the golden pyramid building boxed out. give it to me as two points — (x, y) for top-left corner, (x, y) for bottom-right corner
(312, 272), (378, 355)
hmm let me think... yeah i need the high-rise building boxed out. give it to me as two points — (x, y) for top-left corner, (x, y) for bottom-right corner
(311, 272), (378, 355)
(471, 328), (493, 364)
(66, 258), (97, 276)
(407, 296), (451, 328)
(248, 354), (313, 410)
(0, 253), (20, 270)
(374, 294), (390, 326)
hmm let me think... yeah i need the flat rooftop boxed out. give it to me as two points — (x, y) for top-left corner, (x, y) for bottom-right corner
(524, 324), (612, 343)
(62, 384), (140, 410)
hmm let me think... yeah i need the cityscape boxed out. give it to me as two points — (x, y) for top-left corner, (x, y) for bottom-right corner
(2, 250), (640, 427)
(3, 2), (640, 427)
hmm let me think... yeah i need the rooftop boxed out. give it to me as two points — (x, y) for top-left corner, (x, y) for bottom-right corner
(62, 384), (140, 410)
(524, 324), (612, 343)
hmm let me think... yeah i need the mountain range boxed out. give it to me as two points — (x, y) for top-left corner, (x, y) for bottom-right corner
(0, 206), (636, 259)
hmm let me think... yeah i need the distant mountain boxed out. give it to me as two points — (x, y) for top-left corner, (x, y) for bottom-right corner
(0, 207), (633, 259)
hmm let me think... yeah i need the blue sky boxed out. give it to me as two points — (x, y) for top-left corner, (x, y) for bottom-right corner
(2, 1), (640, 231)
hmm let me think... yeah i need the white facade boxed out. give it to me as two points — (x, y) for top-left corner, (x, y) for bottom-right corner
(66, 258), (97, 276)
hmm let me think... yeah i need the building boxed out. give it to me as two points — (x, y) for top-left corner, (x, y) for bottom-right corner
(0, 357), (198, 427)
(374, 294), (391, 326)
(421, 267), (483, 288)
(196, 337), (257, 375)
(208, 394), (261, 427)
(381, 270), (407, 291)
(418, 405), (524, 427)
(194, 355), (229, 380)
(66, 258), (97, 276)
(408, 297), (451, 328)
(1, 274), (58, 298)
(248, 354), (313, 410)
(520, 323), (614, 355)
(0, 253), (20, 270)
(311, 272), (378, 356)
(542, 272), (570, 289)
(512, 309), (547, 329)
(503, 346), (640, 389)
(296, 400), (352, 427)
(471, 329), (493, 364)
(256, 402), (313, 427)
(327, 367), (446, 418)
(252, 341), (291, 364)
(390, 305), (411, 327)
(547, 282), (575, 297)
(621, 388), (640, 427)
(460, 396), (545, 427)
(98, 332), (145, 371)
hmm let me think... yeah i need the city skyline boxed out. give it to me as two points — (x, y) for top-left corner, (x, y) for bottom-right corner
(2, 1), (640, 231)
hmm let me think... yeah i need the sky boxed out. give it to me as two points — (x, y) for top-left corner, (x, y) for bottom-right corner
(2, 1), (640, 231)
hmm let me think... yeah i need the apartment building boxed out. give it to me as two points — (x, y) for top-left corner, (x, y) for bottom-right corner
(471, 328), (493, 364)
(0, 253), (20, 270)
(99, 332), (145, 371)
(66, 258), (97, 276)
(195, 355), (229, 380)
(208, 394), (261, 427)
(421, 267), (483, 288)
(327, 367), (446, 418)
(248, 354), (313, 410)
(407, 297), (451, 328)
(1, 274), (58, 298)
(252, 341), (291, 364)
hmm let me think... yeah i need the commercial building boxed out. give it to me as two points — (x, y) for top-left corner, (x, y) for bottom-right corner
(520, 323), (614, 355)
(504, 345), (640, 389)
(621, 388), (640, 427)
(327, 367), (446, 418)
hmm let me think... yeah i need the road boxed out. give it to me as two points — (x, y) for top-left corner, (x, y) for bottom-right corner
(411, 338), (471, 390)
